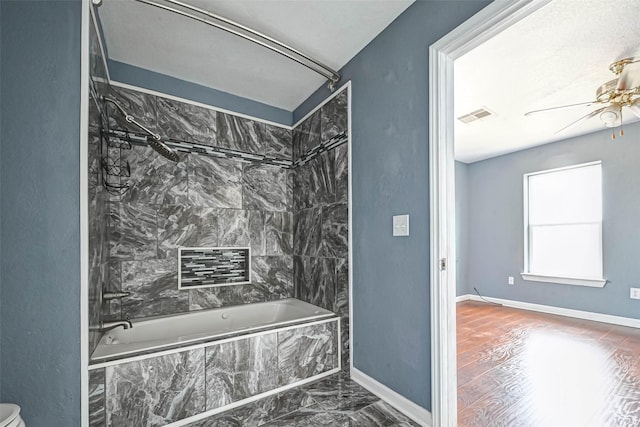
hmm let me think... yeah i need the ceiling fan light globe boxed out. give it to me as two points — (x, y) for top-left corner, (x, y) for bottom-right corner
(600, 110), (619, 124)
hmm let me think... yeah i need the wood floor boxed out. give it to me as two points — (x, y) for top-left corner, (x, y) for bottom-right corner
(457, 300), (640, 427)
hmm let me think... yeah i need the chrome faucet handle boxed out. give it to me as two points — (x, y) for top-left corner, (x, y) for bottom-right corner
(102, 291), (131, 301)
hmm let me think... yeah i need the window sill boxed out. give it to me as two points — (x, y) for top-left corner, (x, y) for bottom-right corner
(520, 273), (606, 288)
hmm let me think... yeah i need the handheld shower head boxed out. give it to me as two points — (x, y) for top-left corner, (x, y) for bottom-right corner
(147, 136), (180, 162)
(103, 96), (180, 162)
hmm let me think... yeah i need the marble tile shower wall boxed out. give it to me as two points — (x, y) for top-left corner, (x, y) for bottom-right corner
(292, 88), (350, 370)
(101, 85), (294, 321)
(87, 79), (350, 425)
(88, 13), (110, 356)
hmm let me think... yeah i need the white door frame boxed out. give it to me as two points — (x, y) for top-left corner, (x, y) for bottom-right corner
(428, 1), (552, 425)
(81, 0), (90, 425)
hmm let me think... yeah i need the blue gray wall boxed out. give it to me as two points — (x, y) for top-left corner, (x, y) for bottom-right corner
(294, 0), (490, 409)
(455, 161), (470, 297)
(107, 60), (293, 126)
(0, 1), (82, 425)
(463, 122), (640, 319)
(0, 0), (3, 397)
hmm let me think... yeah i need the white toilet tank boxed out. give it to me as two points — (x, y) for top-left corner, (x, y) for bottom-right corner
(0, 404), (25, 427)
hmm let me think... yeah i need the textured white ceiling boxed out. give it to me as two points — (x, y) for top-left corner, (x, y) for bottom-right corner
(98, 0), (413, 111)
(455, 0), (640, 163)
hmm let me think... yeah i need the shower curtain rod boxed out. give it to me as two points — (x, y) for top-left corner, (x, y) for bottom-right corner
(132, 0), (342, 90)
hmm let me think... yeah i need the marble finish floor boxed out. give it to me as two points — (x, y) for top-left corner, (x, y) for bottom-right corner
(188, 372), (420, 426)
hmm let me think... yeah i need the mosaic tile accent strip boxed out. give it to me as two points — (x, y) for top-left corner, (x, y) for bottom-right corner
(179, 247), (251, 288)
(293, 132), (348, 168)
(104, 129), (347, 171)
(106, 129), (294, 168)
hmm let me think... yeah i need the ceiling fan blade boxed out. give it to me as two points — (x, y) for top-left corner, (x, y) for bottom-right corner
(525, 101), (596, 116)
(627, 99), (640, 118)
(616, 61), (640, 90)
(554, 107), (607, 135)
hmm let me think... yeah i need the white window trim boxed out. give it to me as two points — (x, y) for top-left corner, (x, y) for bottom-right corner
(522, 161), (606, 288)
(520, 273), (606, 287)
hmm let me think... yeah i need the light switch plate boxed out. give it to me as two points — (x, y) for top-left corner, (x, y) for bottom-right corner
(393, 214), (409, 236)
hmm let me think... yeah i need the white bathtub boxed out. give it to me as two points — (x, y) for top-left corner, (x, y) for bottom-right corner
(91, 298), (334, 362)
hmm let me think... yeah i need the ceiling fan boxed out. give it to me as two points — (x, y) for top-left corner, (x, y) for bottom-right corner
(525, 58), (640, 139)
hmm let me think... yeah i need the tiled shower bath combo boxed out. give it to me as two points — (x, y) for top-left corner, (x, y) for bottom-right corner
(87, 14), (351, 426)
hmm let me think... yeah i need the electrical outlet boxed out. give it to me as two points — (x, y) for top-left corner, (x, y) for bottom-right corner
(631, 288), (640, 300)
(508, 276), (514, 285)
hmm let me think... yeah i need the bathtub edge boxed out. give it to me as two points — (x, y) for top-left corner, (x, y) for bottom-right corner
(89, 315), (340, 370)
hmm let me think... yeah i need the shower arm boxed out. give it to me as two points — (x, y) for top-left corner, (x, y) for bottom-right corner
(103, 96), (161, 140)
(130, 0), (341, 90)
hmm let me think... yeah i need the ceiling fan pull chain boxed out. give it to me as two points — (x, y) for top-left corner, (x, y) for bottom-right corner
(618, 108), (624, 138)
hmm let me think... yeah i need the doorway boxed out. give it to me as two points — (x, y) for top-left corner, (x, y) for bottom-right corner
(431, 0), (640, 425)
(428, 1), (552, 425)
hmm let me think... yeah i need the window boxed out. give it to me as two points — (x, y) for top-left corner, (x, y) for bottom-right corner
(521, 162), (606, 287)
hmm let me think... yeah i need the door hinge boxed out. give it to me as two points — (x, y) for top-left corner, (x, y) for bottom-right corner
(440, 258), (447, 271)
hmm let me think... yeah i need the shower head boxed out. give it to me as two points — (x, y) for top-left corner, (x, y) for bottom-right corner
(103, 96), (180, 162)
(147, 136), (180, 162)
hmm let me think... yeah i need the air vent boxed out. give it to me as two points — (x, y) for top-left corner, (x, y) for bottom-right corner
(457, 107), (495, 124)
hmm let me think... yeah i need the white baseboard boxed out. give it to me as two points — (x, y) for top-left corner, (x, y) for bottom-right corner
(460, 294), (640, 329)
(455, 294), (471, 302)
(350, 368), (432, 426)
